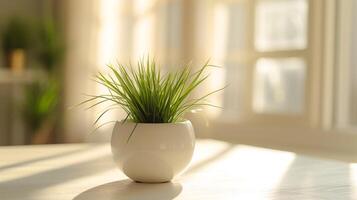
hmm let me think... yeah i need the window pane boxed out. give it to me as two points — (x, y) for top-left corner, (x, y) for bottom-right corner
(253, 58), (305, 114)
(255, 0), (308, 51)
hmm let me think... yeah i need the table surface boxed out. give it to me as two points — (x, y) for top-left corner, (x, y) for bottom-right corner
(0, 139), (356, 200)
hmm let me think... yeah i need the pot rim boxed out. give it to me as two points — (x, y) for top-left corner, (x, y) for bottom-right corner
(117, 119), (191, 125)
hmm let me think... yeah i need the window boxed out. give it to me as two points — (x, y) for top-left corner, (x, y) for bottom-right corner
(64, 0), (357, 143)
(255, 0), (308, 51)
(253, 57), (305, 114)
(89, 0), (353, 135)
(197, 0), (315, 127)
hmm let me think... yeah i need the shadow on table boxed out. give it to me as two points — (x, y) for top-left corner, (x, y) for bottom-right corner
(0, 146), (91, 172)
(73, 179), (182, 200)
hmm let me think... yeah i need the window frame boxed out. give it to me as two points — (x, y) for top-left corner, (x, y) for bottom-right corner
(335, 0), (357, 132)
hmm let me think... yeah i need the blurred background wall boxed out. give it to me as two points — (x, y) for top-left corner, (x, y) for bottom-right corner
(0, 0), (64, 145)
(0, 0), (356, 154)
(0, 0), (42, 140)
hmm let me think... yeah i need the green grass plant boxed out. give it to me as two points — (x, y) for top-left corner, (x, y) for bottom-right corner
(81, 57), (224, 129)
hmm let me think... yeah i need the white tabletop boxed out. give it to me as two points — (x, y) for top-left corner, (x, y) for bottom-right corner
(0, 139), (356, 200)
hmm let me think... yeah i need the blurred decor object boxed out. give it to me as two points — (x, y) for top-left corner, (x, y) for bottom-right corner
(36, 20), (64, 71)
(24, 78), (59, 144)
(81, 57), (223, 183)
(8, 49), (25, 73)
(1, 18), (30, 72)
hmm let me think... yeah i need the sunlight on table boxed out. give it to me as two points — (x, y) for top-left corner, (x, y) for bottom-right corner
(0, 139), (355, 200)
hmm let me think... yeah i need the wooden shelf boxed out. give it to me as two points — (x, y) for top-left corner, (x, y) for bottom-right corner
(0, 68), (45, 84)
(0, 68), (48, 145)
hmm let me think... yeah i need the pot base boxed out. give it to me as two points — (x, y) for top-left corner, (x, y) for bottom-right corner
(134, 180), (171, 184)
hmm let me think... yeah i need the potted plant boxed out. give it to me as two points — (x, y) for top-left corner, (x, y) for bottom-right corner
(82, 58), (223, 183)
(1, 17), (31, 72)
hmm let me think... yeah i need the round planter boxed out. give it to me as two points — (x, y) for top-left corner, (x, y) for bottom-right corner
(111, 120), (195, 183)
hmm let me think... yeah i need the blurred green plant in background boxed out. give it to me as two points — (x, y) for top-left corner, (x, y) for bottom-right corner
(36, 20), (64, 71)
(1, 17), (31, 54)
(22, 19), (64, 143)
(24, 78), (59, 136)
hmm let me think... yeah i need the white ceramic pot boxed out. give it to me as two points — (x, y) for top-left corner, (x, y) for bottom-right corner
(111, 120), (195, 183)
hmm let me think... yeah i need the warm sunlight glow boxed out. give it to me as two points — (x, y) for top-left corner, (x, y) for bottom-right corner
(132, 0), (157, 60)
(134, 0), (156, 16)
(206, 3), (229, 117)
(212, 3), (228, 63)
(350, 164), (357, 199)
(189, 139), (232, 166)
(98, 0), (119, 66)
(96, 0), (121, 125)
(184, 139), (296, 199)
